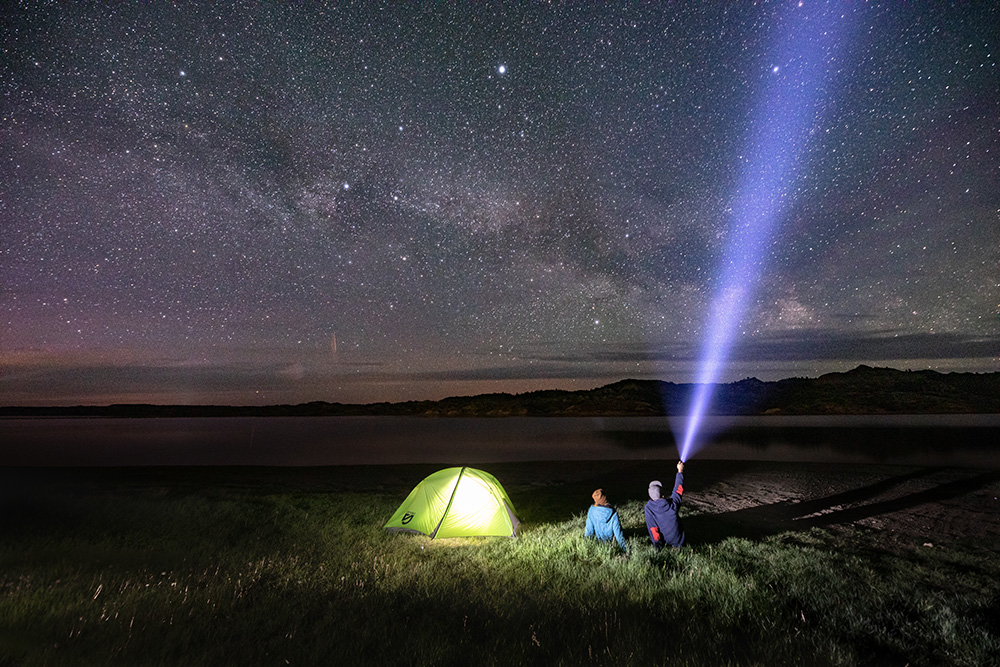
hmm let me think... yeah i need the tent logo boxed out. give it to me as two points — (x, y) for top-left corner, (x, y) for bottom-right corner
(401, 512), (414, 525)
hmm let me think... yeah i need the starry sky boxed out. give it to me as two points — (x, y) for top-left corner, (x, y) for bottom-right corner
(2, 2), (998, 407)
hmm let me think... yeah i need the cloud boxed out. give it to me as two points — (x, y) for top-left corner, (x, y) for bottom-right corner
(732, 331), (1000, 363)
(497, 331), (1000, 368)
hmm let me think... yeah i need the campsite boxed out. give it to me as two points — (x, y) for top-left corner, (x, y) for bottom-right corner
(3, 456), (998, 666)
(5, 0), (998, 662)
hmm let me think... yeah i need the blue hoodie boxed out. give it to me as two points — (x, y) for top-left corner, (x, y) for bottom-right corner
(585, 504), (628, 551)
(644, 472), (685, 548)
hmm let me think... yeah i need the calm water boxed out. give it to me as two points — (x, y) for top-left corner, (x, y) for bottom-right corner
(2, 415), (999, 468)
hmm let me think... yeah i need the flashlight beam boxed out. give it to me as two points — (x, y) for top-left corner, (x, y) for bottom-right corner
(679, 6), (848, 461)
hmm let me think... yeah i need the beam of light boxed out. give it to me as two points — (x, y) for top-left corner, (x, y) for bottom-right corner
(679, 5), (849, 462)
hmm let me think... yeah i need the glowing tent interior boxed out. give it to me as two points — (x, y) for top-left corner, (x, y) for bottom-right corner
(384, 467), (520, 538)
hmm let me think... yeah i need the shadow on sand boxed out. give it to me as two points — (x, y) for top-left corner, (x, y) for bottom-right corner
(684, 468), (1000, 545)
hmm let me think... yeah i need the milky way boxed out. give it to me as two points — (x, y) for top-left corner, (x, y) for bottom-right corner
(1, 2), (997, 405)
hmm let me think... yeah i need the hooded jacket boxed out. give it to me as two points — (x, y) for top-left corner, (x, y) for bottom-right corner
(644, 472), (685, 548)
(585, 504), (628, 551)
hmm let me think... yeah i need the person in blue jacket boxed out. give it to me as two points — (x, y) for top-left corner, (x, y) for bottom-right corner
(584, 488), (628, 553)
(645, 461), (685, 549)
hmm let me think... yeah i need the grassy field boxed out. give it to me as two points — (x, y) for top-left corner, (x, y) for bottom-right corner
(1, 463), (998, 666)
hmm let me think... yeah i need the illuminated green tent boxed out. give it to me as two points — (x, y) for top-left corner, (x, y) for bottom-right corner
(384, 467), (519, 538)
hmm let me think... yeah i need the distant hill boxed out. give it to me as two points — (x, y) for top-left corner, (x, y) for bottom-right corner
(3, 366), (999, 418)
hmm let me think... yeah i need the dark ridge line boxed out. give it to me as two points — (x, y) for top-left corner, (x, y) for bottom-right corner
(2, 365), (999, 418)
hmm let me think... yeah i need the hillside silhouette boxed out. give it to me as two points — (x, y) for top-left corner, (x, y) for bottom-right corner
(3, 365), (998, 418)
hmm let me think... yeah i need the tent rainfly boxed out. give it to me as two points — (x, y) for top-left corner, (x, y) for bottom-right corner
(384, 467), (520, 538)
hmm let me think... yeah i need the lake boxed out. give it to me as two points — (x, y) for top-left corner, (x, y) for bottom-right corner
(2, 415), (999, 468)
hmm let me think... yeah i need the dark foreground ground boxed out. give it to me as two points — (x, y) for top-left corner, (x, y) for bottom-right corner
(2, 459), (999, 666)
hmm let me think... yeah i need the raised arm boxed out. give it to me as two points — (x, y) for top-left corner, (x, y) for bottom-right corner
(671, 470), (684, 505)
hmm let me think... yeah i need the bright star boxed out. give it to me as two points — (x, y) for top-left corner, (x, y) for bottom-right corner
(498, 64), (506, 75)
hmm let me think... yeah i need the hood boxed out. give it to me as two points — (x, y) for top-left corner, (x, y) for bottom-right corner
(590, 504), (617, 523)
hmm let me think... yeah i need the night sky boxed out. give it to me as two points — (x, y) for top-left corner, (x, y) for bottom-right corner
(2, 2), (998, 407)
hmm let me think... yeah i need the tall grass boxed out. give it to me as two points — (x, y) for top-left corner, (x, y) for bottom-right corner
(1, 474), (997, 666)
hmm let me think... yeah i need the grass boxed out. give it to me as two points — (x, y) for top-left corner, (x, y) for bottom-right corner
(1, 465), (998, 666)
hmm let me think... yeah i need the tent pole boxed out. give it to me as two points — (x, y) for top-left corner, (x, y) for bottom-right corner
(429, 466), (466, 539)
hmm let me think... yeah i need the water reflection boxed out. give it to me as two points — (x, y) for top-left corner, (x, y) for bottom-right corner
(604, 415), (1000, 467)
(1, 415), (998, 468)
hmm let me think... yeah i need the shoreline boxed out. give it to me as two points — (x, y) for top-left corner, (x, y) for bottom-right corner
(5, 458), (999, 551)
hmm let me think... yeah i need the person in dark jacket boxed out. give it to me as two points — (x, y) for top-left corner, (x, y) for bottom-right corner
(645, 461), (685, 549)
(584, 488), (628, 553)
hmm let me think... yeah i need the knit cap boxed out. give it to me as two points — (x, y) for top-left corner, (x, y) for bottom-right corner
(648, 480), (662, 501)
(592, 488), (608, 506)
